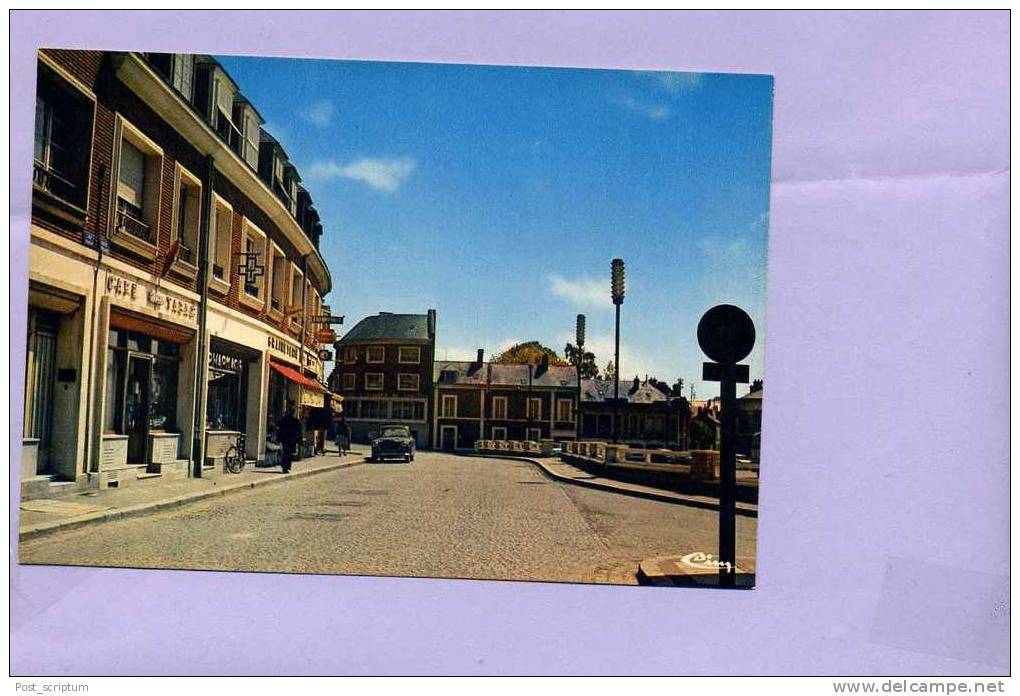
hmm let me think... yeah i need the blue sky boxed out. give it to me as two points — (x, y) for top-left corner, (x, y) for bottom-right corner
(217, 55), (773, 399)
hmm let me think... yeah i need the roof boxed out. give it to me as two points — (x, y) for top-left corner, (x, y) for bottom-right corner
(339, 312), (431, 344)
(580, 378), (671, 403)
(434, 362), (578, 388)
(740, 386), (763, 400)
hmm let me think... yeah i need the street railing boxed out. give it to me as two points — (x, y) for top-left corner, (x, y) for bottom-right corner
(560, 441), (725, 480)
(474, 440), (557, 457)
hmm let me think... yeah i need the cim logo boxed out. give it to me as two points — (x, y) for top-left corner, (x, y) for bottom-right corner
(680, 551), (734, 572)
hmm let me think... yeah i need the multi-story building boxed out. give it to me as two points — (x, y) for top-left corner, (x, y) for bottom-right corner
(21, 50), (335, 498)
(328, 310), (437, 448)
(433, 352), (579, 450)
(578, 377), (689, 448)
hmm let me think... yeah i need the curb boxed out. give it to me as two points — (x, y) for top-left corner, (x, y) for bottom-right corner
(469, 453), (757, 517)
(19, 456), (366, 542)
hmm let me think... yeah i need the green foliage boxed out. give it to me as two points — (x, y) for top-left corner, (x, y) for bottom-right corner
(564, 343), (600, 378)
(492, 341), (569, 366)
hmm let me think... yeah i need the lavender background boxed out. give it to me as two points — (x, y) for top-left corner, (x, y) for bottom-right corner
(9, 11), (1009, 675)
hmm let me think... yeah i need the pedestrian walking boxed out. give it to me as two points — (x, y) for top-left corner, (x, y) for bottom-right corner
(335, 416), (351, 456)
(277, 402), (303, 474)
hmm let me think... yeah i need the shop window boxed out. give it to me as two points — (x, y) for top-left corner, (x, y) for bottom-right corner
(151, 356), (179, 431)
(392, 400), (424, 421)
(360, 400), (387, 420)
(366, 346), (385, 364)
(527, 397), (542, 421)
(491, 396), (508, 420)
(398, 346), (420, 364)
(364, 373), (384, 391)
(23, 309), (59, 468)
(113, 117), (162, 250)
(341, 373), (355, 390)
(207, 349), (249, 431)
(397, 373), (419, 392)
(33, 61), (93, 214)
(172, 164), (201, 269)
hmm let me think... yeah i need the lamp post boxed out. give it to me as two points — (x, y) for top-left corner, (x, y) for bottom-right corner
(611, 258), (625, 443)
(575, 313), (585, 439)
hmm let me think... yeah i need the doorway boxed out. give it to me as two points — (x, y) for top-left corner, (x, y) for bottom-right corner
(440, 425), (457, 451)
(124, 353), (151, 463)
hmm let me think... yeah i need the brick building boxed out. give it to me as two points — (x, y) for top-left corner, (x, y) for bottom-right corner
(433, 352), (578, 450)
(578, 377), (690, 448)
(328, 311), (437, 448)
(22, 50), (335, 498)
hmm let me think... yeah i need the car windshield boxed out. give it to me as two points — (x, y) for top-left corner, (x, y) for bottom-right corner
(380, 427), (409, 438)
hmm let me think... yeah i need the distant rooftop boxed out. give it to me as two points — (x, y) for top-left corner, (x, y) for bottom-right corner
(339, 312), (433, 343)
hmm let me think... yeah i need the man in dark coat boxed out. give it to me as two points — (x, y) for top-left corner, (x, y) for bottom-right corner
(277, 402), (302, 474)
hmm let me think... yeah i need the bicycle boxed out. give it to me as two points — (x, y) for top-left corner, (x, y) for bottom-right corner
(224, 433), (247, 474)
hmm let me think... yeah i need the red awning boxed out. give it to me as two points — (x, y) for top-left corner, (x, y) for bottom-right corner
(270, 361), (326, 392)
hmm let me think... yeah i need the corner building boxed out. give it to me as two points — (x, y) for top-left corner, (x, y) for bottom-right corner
(22, 50), (335, 498)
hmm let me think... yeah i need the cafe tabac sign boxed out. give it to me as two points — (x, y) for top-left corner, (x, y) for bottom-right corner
(105, 272), (197, 325)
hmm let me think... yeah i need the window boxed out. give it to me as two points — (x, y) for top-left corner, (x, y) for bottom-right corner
(441, 394), (458, 418)
(491, 426), (507, 440)
(491, 396), (508, 420)
(439, 370), (458, 384)
(392, 400), (424, 421)
(526, 428), (542, 442)
(341, 347), (358, 364)
(148, 53), (195, 101)
(233, 101), (261, 169)
(341, 373), (355, 390)
(171, 164), (201, 269)
(112, 117), (162, 251)
(213, 76), (239, 149)
(206, 350), (247, 431)
(239, 219), (267, 306)
(527, 397), (542, 421)
(366, 346), (385, 364)
(209, 196), (233, 292)
(360, 400), (387, 420)
(398, 346), (421, 364)
(105, 329), (181, 434)
(557, 398), (574, 423)
(288, 264), (304, 330)
(397, 373), (420, 392)
(365, 373), (384, 391)
(269, 245), (286, 314)
(33, 61), (93, 213)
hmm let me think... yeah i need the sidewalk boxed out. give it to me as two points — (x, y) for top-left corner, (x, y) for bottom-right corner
(18, 445), (367, 542)
(474, 453), (758, 517)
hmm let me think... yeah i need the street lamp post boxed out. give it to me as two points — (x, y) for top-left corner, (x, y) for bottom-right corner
(575, 313), (585, 440)
(611, 258), (625, 443)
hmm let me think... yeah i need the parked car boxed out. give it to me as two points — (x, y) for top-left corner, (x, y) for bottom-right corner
(369, 424), (416, 462)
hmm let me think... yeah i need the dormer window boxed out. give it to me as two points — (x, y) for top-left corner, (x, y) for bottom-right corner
(439, 370), (458, 383)
(233, 99), (262, 169)
(213, 75), (239, 149)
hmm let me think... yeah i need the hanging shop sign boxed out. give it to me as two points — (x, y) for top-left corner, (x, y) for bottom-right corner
(303, 349), (323, 376)
(300, 388), (325, 408)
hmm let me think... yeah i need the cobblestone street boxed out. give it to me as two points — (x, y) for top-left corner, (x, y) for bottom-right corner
(19, 451), (757, 585)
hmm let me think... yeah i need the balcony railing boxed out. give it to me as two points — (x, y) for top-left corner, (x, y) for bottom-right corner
(33, 160), (80, 206)
(116, 199), (153, 244)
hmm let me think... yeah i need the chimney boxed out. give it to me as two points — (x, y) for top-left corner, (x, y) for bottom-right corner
(427, 308), (436, 340)
(630, 376), (640, 394)
(476, 348), (484, 366)
(536, 352), (550, 377)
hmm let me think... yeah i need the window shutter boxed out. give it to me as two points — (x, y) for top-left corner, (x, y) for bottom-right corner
(118, 139), (145, 207)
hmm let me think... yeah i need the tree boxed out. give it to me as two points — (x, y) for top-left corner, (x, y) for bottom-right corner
(492, 341), (569, 366)
(602, 360), (616, 381)
(564, 343), (599, 378)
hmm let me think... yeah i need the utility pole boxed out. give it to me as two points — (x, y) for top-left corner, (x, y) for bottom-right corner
(575, 314), (585, 440)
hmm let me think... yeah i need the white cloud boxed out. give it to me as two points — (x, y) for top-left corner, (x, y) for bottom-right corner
(307, 157), (417, 192)
(608, 93), (672, 121)
(300, 99), (335, 127)
(548, 274), (613, 309)
(646, 71), (704, 95)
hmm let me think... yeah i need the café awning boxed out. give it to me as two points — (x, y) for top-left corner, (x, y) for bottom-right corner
(269, 361), (326, 392)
